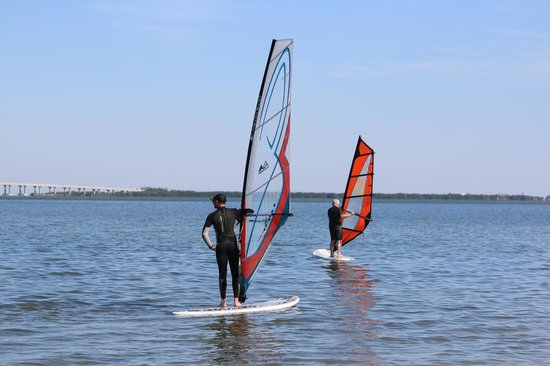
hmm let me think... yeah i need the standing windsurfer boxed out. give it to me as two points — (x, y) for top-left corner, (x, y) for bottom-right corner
(202, 193), (252, 308)
(327, 199), (354, 258)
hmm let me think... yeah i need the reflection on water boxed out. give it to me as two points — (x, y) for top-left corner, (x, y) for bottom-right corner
(204, 315), (282, 364)
(326, 262), (376, 321)
(326, 261), (380, 362)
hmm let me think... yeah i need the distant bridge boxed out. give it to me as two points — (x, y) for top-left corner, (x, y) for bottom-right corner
(1, 182), (143, 196)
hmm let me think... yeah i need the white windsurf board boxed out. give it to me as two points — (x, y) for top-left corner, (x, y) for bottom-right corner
(173, 295), (299, 317)
(312, 248), (355, 261)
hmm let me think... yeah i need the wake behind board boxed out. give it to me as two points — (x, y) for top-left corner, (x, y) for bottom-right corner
(172, 295), (299, 317)
(313, 248), (355, 262)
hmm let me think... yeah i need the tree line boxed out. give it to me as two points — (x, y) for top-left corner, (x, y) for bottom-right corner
(5, 187), (546, 202)
(127, 188), (548, 202)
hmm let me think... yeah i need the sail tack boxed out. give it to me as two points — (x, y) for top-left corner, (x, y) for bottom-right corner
(341, 136), (375, 246)
(239, 39), (293, 300)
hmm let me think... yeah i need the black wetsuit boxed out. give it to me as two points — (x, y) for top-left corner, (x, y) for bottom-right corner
(327, 206), (343, 240)
(203, 207), (244, 300)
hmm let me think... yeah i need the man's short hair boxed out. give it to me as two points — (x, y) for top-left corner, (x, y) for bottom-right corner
(212, 193), (227, 203)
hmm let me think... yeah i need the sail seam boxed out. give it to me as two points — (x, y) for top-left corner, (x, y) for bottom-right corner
(245, 167), (288, 197)
(256, 103), (290, 130)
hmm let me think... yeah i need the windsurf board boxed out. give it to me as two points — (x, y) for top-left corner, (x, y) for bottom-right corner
(173, 295), (299, 317)
(312, 248), (355, 261)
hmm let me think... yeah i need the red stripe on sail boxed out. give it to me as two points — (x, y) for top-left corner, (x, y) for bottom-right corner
(241, 118), (290, 280)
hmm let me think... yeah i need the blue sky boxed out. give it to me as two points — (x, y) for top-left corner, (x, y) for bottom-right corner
(1, 0), (549, 196)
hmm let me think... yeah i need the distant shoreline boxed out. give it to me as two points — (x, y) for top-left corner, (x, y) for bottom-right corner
(1, 187), (548, 202)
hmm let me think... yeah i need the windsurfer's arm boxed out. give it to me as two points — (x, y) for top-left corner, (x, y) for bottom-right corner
(202, 226), (216, 250)
(240, 208), (254, 216)
(342, 211), (355, 219)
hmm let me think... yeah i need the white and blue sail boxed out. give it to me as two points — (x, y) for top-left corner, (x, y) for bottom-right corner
(239, 39), (293, 302)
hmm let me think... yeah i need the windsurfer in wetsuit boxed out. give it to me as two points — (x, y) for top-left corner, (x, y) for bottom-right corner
(327, 198), (354, 258)
(202, 193), (252, 308)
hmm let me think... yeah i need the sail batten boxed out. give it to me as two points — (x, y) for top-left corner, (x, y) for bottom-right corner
(239, 39), (293, 302)
(341, 136), (375, 247)
(257, 104), (290, 130)
(350, 173), (374, 178)
(247, 169), (288, 196)
(347, 193), (373, 199)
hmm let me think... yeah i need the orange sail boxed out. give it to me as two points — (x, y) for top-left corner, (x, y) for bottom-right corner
(341, 136), (375, 246)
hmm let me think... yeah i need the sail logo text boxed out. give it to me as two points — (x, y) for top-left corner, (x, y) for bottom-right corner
(258, 161), (269, 174)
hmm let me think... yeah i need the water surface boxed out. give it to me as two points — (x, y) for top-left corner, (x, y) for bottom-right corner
(1, 199), (549, 365)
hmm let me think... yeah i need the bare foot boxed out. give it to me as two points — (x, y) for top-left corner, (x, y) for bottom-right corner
(233, 300), (242, 308)
(218, 301), (227, 308)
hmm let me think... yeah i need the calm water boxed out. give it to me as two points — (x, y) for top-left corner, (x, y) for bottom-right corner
(1, 199), (549, 365)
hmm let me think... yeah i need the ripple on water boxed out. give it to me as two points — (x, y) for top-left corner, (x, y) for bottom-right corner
(1, 200), (549, 365)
